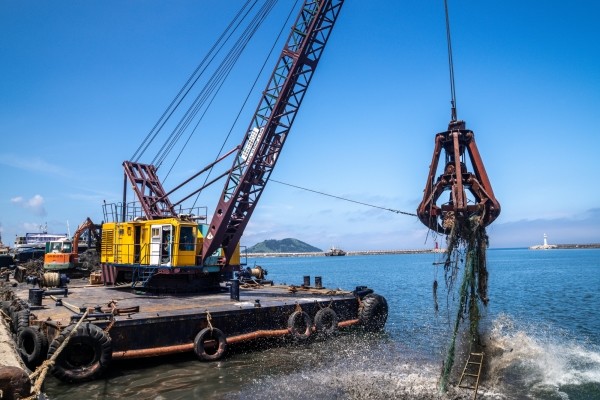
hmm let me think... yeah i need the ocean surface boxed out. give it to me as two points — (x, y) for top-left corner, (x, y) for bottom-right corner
(45, 248), (600, 399)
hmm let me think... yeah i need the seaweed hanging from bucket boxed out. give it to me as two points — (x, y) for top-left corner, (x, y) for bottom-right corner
(437, 213), (489, 392)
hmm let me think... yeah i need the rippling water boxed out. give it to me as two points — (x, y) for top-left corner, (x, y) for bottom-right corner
(45, 248), (600, 399)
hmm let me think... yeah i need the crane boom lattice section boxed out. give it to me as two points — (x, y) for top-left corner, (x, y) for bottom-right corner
(203, 0), (344, 263)
(123, 161), (177, 219)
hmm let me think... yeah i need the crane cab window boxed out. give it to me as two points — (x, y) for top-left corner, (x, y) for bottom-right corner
(179, 226), (195, 251)
(151, 227), (160, 239)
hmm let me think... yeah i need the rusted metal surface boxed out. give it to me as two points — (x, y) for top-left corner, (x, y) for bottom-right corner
(13, 280), (362, 358)
(112, 343), (193, 359)
(417, 120), (501, 233)
(122, 161), (177, 219)
(203, 0), (345, 264)
(338, 318), (360, 328)
(224, 328), (291, 345)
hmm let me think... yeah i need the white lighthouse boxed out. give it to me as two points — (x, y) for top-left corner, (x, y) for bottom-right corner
(529, 233), (557, 250)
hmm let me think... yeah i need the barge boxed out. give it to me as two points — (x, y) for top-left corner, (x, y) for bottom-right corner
(0, 0), (391, 389)
(1, 274), (387, 383)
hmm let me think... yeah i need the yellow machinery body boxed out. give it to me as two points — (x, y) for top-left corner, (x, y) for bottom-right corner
(100, 217), (240, 269)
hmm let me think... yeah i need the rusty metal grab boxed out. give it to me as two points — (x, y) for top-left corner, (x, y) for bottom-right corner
(417, 120), (500, 234)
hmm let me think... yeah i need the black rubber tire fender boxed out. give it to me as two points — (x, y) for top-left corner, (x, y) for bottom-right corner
(0, 300), (11, 316)
(17, 326), (48, 369)
(358, 293), (389, 333)
(287, 310), (312, 340)
(47, 322), (112, 383)
(193, 327), (227, 361)
(8, 305), (18, 332)
(15, 309), (31, 334)
(314, 308), (339, 337)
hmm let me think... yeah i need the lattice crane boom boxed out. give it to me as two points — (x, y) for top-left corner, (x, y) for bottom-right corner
(203, 0), (344, 263)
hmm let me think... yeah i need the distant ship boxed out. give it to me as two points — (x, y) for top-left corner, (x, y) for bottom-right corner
(14, 230), (68, 249)
(325, 246), (346, 256)
(529, 233), (557, 250)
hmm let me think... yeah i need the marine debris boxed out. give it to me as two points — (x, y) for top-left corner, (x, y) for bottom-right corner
(436, 214), (489, 392)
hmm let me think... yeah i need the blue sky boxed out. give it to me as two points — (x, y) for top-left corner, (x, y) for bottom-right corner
(1, 1), (599, 251)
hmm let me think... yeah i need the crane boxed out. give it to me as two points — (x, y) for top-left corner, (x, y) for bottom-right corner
(100, 0), (344, 288)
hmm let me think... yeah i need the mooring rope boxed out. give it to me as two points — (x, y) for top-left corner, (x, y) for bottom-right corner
(206, 310), (213, 332)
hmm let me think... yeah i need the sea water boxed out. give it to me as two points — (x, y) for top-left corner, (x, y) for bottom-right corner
(45, 248), (600, 399)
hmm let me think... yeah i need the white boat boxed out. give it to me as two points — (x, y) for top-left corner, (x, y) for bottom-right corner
(14, 232), (68, 249)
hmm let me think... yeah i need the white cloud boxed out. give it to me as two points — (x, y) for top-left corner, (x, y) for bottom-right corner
(0, 154), (69, 177)
(11, 194), (47, 217)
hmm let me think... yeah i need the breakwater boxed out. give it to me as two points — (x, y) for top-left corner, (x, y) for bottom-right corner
(556, 243), (600, 249)
(246, 249), (442, 258)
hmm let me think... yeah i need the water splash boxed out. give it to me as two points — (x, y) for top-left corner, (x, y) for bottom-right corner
(233, 334), (504, 400)
(485, 314), (600, 399)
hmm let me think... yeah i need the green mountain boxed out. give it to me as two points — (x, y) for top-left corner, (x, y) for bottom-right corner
(246, 238), (322, 253)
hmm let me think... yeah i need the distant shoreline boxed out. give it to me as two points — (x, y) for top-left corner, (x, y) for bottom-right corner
(548, 243), (600, 249)
(246, 249), (443, 258)
(246, 244), (600, 258)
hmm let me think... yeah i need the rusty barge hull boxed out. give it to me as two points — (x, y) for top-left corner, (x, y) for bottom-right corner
(4, 276), (388, 383)
(15, 283), (358, 354)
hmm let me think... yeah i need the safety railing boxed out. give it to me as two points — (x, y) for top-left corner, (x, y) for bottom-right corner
(102, 202), (208, 224)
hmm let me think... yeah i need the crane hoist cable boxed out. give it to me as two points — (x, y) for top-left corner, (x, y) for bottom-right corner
(271, 179), (417, 217)
(153, 0), (278, 170)
(189, 0), (301, 209)
(131, 0), (256, 163)
(154, 0), (278, 170)
(444, 0), (458, 122)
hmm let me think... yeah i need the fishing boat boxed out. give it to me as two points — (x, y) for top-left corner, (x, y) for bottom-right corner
(325, 246), (346, 256)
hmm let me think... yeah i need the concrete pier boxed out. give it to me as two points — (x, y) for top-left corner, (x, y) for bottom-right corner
(0, 308), (31, 399)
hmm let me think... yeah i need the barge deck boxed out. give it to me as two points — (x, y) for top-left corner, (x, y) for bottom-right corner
(2, 274), (388, 384)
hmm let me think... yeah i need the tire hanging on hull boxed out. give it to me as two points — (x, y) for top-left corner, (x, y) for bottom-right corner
(314, 308), (338, 337)
(47, 322), (112, 383)
(193, 327), (227, 361)
(17, 326), (48, 369)
(358, 294), (388, 333)
(287, 310), (312, 341)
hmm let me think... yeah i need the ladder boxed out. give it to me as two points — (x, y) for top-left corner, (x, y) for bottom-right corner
(132, 266), (157, 288)
(458, 352), (484, 399)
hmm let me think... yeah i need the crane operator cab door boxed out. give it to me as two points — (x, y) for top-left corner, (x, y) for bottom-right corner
(150, 224), (172, 266)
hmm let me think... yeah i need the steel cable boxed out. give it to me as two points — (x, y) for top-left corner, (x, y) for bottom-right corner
(271, 179), (417, 217)
(131, 0), (256, 162)
(153, 0), (278, 169)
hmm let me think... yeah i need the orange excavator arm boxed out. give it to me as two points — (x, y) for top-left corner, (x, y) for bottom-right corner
(72, 217), (98, 258)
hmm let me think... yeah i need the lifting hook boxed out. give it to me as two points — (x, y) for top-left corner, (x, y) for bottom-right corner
(417, 119), (500, 234)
